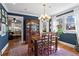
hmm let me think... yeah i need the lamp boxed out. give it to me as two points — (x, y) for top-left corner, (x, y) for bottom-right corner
(13, 18), (16, 22)
(38, 4), (51, 20)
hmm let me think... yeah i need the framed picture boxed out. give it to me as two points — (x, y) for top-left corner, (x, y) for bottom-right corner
(2, 16), (6, 23)
(2, 9), (5, 16)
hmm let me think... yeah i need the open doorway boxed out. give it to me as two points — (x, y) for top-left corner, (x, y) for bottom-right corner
(8, 15), (24, 45)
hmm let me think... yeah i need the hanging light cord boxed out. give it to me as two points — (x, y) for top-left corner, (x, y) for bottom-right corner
(43, 4), (46, 16)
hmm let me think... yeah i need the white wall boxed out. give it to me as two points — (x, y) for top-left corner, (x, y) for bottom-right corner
(74, 7), (79, 44)
(39, 19), (43, 34)
(51, 16), (58, 32)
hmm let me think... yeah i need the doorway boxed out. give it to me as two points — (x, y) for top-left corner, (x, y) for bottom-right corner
(8, 15), (24, 44)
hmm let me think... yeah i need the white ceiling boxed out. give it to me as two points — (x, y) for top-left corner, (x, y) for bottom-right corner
(4, 3), (79, 17)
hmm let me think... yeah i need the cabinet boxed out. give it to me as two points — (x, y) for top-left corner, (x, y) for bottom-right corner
(25, 19), (39, 42)
(25, 19), (39, 55)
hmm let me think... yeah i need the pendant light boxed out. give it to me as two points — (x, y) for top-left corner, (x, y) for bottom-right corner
(38, 4), (51, 20)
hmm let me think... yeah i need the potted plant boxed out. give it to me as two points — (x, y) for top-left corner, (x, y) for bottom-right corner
(56, 25), (63, 37)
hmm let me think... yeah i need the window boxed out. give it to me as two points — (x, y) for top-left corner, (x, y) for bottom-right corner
(66, 16), (75, 30)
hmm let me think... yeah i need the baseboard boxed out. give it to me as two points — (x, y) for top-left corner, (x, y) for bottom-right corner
(0, 43), (9, 55)
(59, 41), (75, 48)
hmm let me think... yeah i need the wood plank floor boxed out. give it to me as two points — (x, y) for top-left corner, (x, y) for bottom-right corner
(58, 42), (79, 55)
(2, 38), (79, 56)
(2, 38), (21, 56)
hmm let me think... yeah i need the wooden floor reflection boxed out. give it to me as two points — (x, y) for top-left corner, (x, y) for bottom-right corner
(2, 38), (79, 56)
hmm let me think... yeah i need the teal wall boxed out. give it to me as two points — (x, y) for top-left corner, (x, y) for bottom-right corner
(59, 33), (77, 45)
(0, 3), (8, 51)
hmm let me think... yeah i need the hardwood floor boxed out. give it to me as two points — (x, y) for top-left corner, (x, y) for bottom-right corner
(58, 42), (79, 55)
(2, 37), (21, 56)
(2, 38), (79, 56)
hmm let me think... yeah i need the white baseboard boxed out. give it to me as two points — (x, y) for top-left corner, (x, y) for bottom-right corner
(0, 43), (9, 55)
(59, 41), (75, 48)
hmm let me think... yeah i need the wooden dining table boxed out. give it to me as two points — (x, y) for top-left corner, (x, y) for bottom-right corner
(31, 32), (58, 56)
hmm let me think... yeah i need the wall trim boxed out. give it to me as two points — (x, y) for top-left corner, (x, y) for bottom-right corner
(8, 11), (38, 17)
(59, 40), (75, 48)
(1, 43), (9, 55)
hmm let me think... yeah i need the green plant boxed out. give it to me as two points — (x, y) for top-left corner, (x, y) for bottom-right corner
(56, 25), (63, 36)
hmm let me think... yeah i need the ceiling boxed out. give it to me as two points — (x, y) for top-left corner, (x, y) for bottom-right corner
(4, 3), (79, 17)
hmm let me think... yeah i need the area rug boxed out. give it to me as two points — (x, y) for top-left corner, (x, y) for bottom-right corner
(8, 45), (28, 56)
(50, 48), (78, 56)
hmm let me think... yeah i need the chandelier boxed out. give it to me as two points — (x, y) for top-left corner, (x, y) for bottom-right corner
(38, 4), (51, 20)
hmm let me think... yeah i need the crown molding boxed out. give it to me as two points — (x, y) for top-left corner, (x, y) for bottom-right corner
(8, 10), (39, 17)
